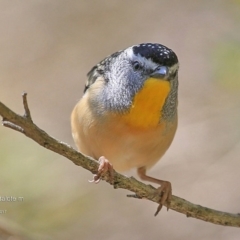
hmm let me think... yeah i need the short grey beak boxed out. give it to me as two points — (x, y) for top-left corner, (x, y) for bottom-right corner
(150, 66), (168, 79)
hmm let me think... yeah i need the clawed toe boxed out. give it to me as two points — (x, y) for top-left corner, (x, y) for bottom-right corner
(154, 181), (172, 216)
(89, 156), (114, 184)
(137, 167), (172, 215)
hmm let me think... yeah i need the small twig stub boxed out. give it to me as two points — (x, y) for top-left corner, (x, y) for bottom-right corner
(22, 92), (33, 122)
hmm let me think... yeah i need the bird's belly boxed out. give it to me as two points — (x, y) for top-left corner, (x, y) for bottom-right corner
(90, 117), (177, 172)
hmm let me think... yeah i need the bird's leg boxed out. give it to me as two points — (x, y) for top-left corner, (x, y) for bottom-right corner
(137, 166), (172, 215)
(89, 156), (114, 184)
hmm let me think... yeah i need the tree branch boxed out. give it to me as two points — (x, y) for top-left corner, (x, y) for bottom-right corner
(0, 93), (240, 228)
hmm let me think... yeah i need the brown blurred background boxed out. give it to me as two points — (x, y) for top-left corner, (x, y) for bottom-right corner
(0, 0), (240, 239)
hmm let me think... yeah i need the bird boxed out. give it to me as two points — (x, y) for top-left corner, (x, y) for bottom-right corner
(71, 43), (179, 213)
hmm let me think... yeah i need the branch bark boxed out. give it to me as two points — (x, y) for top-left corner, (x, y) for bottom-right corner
(0, 93), (240, 228)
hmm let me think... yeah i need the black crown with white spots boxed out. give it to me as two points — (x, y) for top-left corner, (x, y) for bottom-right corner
(132, 43), (178, 67)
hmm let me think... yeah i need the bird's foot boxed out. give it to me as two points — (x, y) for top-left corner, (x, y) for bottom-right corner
(137, 167), (172, 215)
(89, 156), (114, 184)
(154, 181), (172, 216)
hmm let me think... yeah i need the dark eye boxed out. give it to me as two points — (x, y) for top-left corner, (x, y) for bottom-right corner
(133, 61), (141, 71)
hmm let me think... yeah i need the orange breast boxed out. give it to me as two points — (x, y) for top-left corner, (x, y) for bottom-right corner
(121, 78), (170, 129)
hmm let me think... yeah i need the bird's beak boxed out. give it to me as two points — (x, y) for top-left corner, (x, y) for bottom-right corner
(150, 66), (168, 79)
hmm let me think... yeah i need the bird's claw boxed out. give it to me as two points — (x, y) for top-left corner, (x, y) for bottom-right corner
(89, 156), (114, 184)
(154, 181), (172, 216)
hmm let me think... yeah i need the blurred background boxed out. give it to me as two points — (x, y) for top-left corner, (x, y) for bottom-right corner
(0, 0), (240, 239)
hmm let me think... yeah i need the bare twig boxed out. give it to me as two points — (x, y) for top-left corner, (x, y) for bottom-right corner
(0, 94), (240, 228)
(22, 92), (32, 122)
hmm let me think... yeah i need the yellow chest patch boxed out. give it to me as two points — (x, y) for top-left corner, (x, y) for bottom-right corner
(121, 78), (170, 129)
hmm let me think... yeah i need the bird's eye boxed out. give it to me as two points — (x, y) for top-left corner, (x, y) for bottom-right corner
(133, 61), (141, 71)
